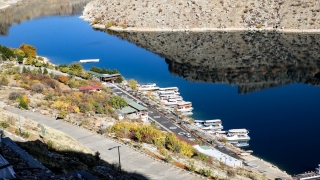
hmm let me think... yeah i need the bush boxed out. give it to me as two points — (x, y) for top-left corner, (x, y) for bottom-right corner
(106, 21), (115, 28)
(22, 132), (30, 138)
(199, 168), (212, 177)
(0, 76), (9, 86)
(186, 161), (196, 172)
(227, 168), (237, 178)
(0, 121), (10, 129)
(9, 92), (21, 100)
(47, 140), (54, 149)
(31, 83), (45, 93)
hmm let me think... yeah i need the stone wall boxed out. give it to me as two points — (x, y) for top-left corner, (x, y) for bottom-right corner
(82, 0), (320, 30)
(110, 31), (320, 93)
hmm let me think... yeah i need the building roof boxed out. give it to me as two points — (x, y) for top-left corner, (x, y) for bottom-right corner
(123, 97), (147, 111)
(119, 106), (137, 114)
(79, 85), (101, 91)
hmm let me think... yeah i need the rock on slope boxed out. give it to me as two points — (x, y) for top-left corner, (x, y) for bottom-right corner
(82, 0), (320, 30)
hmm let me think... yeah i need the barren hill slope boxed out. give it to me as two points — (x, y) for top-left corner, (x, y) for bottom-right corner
(82, 0), (320, 31)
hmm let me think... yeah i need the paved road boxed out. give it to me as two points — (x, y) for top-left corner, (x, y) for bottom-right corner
(6, 107), (201, 180)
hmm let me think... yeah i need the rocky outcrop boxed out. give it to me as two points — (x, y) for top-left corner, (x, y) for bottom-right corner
(0, 0), (91, 35)
(110, 31), (320, 93)
(82, 0), (320, 31)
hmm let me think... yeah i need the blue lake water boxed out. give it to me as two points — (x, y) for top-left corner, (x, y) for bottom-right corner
(1, 14), (320, 175)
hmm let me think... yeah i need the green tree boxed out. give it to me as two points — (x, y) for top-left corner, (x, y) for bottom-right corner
(43, 68), (48, 74)
(109, 96), (127, 109)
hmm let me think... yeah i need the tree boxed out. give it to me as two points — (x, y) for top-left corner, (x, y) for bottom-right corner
(43, 68), (48, 74)
(22, 66), (27, 73)
(0, 75), (9, 86)
(19, 43), (37, 58)
(109, 96), (127, 109)
(128, 79), (137, 90)
(58, 75), (68, 83)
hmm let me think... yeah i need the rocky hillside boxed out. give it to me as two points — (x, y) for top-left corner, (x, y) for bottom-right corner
(110, 31), (320, 93)
(0, 0), (91, 35)
(82, 0), (320, 31)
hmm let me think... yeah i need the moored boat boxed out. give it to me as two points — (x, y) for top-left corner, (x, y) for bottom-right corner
(138, 83), (159, 91)
(225, 129), (250, 141)
(194, 119), (223, 132)
(176, 101), (193, 112)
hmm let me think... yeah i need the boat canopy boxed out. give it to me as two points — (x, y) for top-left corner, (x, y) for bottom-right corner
(228, 129), (248, 133)
(159, 87), (179, 91)
(177, 101), (192, 106)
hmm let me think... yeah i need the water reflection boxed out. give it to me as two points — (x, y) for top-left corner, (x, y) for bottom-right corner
(0, 0), (91, 35)
(112, 31), (320, 94)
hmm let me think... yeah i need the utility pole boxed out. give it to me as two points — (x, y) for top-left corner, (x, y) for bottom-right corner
(17, 103), (22, 136)
(108, 146), (121, 172)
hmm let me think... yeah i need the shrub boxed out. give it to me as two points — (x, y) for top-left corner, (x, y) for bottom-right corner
(106, 21), (115, 28)
(45, 79), (58, 89)
(0, 121), (10, 128)
(22, 132), (30, 138)
(9, 92), (21, 100)
(164, 155), (173, 163)
(31, 83), (45, 93)
(199, 168), (212, 177)
(227, 168), (237, 178)
(47, 140), (54, 149)
(186, 161), (196, 172)
(0, 75), (9, 86)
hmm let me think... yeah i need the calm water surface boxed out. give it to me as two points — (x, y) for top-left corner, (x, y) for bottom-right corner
(1, 15), (320, 175)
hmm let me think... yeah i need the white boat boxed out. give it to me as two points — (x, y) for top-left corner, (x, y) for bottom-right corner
(79, 59), (99, 63)
(194, 119), (223, 132)
(158, 90), (180, 96)
(138, 83), (159, 91)
(225, 129), (250, 141)
(161, 98), (183, 105)
(159, 87), (179, 92)
(176, 101), (193, 112)
(231, 141), (249, 147)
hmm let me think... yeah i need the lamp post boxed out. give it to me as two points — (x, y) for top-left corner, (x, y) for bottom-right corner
(16, 103), (22, 136)
(224, 155), (228, 180)
(108, 146), (121, 172)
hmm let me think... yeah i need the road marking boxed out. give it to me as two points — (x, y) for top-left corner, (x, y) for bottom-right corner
(149, 111), (153, 113)
(169, 126), (177, 129)
(153, 116), (160, 119)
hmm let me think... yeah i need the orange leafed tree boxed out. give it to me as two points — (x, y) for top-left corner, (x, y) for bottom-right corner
(58, 75), (68, 83)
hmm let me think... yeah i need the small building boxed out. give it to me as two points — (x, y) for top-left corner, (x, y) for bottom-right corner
(118, 97), (148, 121)
(79, 85), (101, 92)
(87, 71), (121, 83)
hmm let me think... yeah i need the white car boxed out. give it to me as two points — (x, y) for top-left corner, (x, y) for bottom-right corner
(178, 132), (185, 135)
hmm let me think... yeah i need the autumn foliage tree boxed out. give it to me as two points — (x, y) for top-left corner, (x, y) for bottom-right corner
(19, 43), (37, 58)
(58, 75), (68, 84)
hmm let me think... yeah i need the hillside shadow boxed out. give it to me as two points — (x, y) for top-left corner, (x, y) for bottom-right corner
(2, 138), (149, 180)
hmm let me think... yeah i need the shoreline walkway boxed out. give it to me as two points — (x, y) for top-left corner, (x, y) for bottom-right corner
(5, 106), (202, 180)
